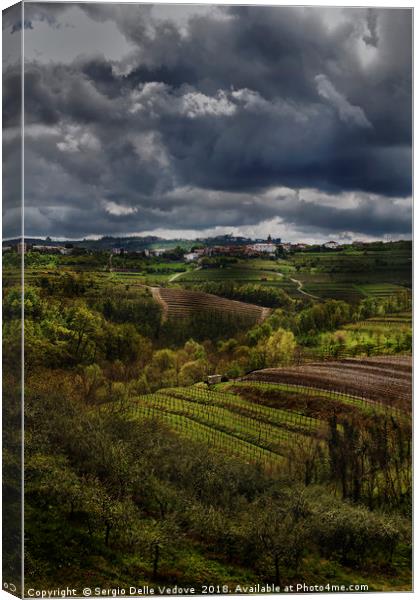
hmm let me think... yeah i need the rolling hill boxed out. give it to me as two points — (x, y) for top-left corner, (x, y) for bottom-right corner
(129, 355), (411, 475)
(151, 286), (271, 323)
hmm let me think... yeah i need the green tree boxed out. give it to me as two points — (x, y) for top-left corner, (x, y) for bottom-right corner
(179, 359), (208, 385)
(263, 328), (296, 367)
(245, 490), (311, 583)
(66, 305), (101, 364)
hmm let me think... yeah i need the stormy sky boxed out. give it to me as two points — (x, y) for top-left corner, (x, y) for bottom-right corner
(3, 3), (412, 242)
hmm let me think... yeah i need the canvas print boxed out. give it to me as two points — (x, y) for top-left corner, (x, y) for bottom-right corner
(2, 2), (412, 596)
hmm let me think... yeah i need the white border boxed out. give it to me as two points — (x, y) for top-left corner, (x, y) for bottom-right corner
(0, 2), (415, 600)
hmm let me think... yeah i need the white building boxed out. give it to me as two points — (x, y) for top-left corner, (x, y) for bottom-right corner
(247, 243), (277, 254)
(323, 241), (339, 250)
(184, 252), (200, 262)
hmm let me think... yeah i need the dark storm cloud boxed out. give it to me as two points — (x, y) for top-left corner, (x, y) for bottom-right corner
(275, 194), (411, 237)
(364, 9), (379, 47)
(13, 3), (412, 239)
(3, 2), (22, 239)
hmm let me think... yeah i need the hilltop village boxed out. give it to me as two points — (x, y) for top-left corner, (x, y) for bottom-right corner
(4, 233), (362, 259)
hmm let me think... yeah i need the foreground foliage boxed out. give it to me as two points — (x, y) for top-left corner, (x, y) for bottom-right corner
(21, 373), (411, 590)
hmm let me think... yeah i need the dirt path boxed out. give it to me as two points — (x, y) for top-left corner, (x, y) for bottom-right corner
(290, 277), (320, 300)
(168, 265), (202, 283)
(168, 271), (185, 283)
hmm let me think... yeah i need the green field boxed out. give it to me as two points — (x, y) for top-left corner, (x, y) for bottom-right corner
(287, 246), (411, 302)
(300, 282), (364, 302)
(293, 273), (410, 302)
(177, 266), (283, 282)
(235, 258), (283, 271)
(111, 271), (176, 285)
(342, 313), (412, 349)
(354, 283), (409, 297)
(291, 248), (412, 272)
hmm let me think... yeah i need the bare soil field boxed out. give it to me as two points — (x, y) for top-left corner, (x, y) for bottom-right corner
(242, 356), (412, 412)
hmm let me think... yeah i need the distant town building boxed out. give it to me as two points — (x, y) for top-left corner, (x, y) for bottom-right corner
(206, 245), (242, 256)
(32, 245), (72, 255)
(184, 252), (200, 262)
(151, 248), (167, 257)
(323, 241), (339, 249)
(17, 242), (27, 255)
(112, 247), (123, 255)
(246, 243), (277, 254)
(2, 246), (12, 253)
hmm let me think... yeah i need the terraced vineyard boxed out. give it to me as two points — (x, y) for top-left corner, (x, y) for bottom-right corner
(299, 282), (365, 302)
(344, 320), (412, 336)
(154, 286), (271, 322)
(344, 321), (411, 331)
(294, 278), (410, 303)
(355, 311), (412, 326)
(354, 283), (409, 298)
(128, 356), (411, 475)
(129, 385), (326, 473)
(242, 356), (412, 413)
(291, 248), (412, 279)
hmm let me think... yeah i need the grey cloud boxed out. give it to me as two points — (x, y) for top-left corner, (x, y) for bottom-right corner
(315, 74), (372, 128)
(275, 194), (411, 237)
(10, 4), (412, 239)
(11, 20), (33, 33)
(364, 8), (379, 47)
(22, 185), (411, 241)
(22, 2), (72, 28)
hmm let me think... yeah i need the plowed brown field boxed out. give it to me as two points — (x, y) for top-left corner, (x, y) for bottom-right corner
(242, 356), (412, 412)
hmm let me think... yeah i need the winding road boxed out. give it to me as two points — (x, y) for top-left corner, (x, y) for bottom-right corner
(289, 277), (320, 299)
